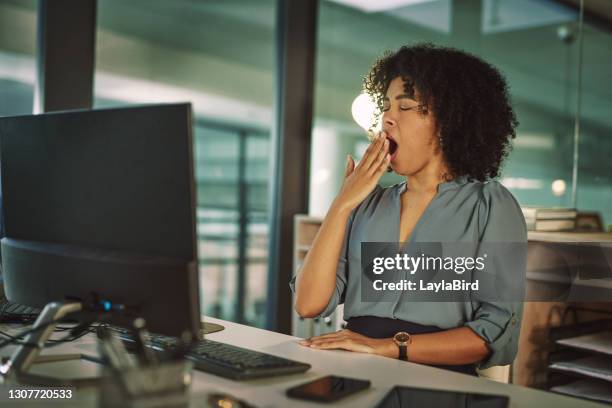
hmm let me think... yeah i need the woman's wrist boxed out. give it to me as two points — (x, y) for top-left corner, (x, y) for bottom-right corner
(376, 338), (400, 359)
(329, 197), (354, 217)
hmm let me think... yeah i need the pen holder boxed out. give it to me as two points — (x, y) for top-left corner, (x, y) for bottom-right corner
(98, 360), (193, 408)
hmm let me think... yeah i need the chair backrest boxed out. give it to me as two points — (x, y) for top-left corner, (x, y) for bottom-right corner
(477, 365), (510, 383)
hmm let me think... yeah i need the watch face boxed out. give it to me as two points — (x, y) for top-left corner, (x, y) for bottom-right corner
(394, 332), (410, 344)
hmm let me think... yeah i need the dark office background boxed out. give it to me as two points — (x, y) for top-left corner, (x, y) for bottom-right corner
(0, 0), (610, 331)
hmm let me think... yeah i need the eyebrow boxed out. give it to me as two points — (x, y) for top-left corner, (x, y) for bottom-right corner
(382, 95), (415, 101)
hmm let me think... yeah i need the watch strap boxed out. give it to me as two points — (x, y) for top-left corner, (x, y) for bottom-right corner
(398, 344), (408, 361)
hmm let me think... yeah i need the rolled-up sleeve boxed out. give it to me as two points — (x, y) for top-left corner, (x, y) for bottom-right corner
(464, 182), (527, 369)
(289, 210), (355, 318)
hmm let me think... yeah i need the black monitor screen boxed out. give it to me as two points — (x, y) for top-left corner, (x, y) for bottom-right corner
(0, 103), (199, 337)
(0, 103), (196, 261)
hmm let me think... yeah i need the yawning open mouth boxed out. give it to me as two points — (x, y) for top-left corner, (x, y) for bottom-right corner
(387, 137), (398, 158)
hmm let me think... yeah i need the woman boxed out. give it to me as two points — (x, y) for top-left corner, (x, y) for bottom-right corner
(291, 43), (527, 376)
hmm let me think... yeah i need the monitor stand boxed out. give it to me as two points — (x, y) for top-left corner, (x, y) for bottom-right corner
(201, 322), (224, 336)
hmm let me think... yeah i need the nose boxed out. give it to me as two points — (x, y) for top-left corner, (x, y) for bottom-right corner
(382, 111), (396, 132)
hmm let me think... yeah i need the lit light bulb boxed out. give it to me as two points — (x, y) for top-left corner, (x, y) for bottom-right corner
(551, 179), (566, 197)
(351, 93), (377, 131)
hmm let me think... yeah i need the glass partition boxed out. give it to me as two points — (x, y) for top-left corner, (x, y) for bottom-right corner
(0, 0), (36, 117)
(576, 4), (612, 229)
(94, 0), (276, 327)
(311, 0), (611, 228)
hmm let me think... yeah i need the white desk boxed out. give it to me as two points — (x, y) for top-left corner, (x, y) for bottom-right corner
(0, 316), (606, 407)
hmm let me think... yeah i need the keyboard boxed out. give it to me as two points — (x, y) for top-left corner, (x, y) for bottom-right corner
(113, 328), (311, 380)
(0, 299), (40, 323)
(186, 339), (311, 380)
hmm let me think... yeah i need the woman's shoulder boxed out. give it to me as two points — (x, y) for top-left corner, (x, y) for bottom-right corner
(477, 180), (521, 209)
(470, 179), (527, 240)
(443, 177), (520, 209)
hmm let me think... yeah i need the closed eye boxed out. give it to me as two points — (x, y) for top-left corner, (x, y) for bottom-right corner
(383, 105), (418, 112)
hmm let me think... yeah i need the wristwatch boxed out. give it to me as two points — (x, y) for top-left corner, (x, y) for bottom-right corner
(393, 331), (411, 361)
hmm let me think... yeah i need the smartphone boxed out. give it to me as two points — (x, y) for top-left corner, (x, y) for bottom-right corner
(286, 375), (371, 402)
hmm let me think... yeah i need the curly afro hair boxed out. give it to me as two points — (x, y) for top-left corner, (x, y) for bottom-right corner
(363, 42), (518, 182)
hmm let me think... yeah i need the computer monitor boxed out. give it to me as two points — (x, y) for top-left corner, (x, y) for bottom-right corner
(0, 103), (200, 338)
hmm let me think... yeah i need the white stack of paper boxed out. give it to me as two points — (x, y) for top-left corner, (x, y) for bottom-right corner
(551, 379), (612, 404)
(550, 355), (612, 382)
(557, 331), (612, 355)
(521, 207), (577, 232)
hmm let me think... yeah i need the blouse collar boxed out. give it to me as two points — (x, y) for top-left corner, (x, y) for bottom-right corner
(438, 175), (469, 192)
(398, 175), (469, 194)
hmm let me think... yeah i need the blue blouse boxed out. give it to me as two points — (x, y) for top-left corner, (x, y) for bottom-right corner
(291, 177), (527, 369)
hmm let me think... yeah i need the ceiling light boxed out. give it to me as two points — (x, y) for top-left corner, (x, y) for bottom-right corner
(329, 0), (436, 13)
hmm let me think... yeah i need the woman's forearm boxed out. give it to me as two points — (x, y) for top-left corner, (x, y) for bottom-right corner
(294, 200), (352, 318)
(294, 135), (390, 317)
(381, 327), (489, 365)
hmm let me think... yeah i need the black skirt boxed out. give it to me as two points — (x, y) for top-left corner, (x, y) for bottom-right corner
(346, 315), (478, 376)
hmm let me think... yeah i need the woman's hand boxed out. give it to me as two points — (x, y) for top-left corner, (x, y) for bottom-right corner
(298, 329), (397, 358)
(333, 132), (390, 213)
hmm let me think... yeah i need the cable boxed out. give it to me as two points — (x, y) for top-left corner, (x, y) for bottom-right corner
(0, 299), (128, 351)
(0, 317), (66, 350)
(0, 329), (17, 339)
(46, 323), (99, 345)
(0, 329), (27, 343)
(53, 326), (76, 332)
(0, 330), (38, 348)
(0, 322), (101, 352)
